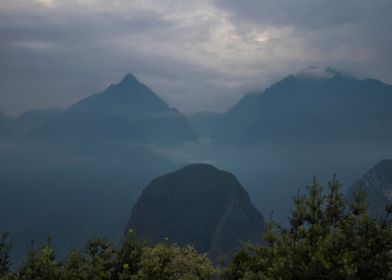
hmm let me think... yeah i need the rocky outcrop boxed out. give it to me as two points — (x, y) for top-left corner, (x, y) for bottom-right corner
(126, 163), (265, 258)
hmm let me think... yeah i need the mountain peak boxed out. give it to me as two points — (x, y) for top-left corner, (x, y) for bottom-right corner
(120, 73), (140, 84)
(30, 73), (197, 146)
(296, 66), (342, 80)
(104, 73), (143, 93)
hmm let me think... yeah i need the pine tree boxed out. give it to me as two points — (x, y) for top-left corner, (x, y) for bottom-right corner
(0, 232), (11, 276)
(18, 237), (61, 280)
(222, 177), (392, 279)
(113, 230), (143, 279)
(62, 249), (88, 280)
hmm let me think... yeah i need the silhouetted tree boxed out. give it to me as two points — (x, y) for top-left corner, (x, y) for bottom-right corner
(222, 178), (392, 279)
(18, 238), (61, 280)
(2, 177), (392, 280)
(0, 232), (11, 276)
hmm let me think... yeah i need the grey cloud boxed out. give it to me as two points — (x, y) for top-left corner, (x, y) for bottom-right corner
(0, 0), (391, 116)
(214, 0), (390, 29)
(214, 0), (392, 79)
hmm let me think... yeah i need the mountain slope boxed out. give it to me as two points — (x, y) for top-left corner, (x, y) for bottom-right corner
(0, 142), (174, 264)
(126, 163), (265, 258)
(0, 110), (62, 139)
(347, 159), (392, 217)
(30, 74), (196, 146)
(0, 112), (12, 138)
(214, 68), (392, 145)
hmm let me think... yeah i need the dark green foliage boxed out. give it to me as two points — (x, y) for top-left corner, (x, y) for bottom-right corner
(84, 238), (116, 280)
(0, 232), (11, 276)
(0, 231), (214, 280)
(113, 230), (143, 278)
(135, 242), (214, 280)
(222, 178), (392, 279)
(17, 238), (61, 280)
(2, 177), (392, 279)
(62, 249), (88, 280)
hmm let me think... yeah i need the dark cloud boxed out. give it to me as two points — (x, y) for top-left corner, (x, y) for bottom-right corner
(0, 0), (391, 116)
(214, 0), (392, 78)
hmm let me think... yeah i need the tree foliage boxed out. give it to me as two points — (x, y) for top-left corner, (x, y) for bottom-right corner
(221, 177), (392, 279)
(1, 177), (392, 279)
(0, 232), (11, 277)
(0, 231), (214, 280)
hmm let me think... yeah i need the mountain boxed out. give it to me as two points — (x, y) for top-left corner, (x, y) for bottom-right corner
(347, 159), (392, 217)
(213, 68), (392, 145)
(1, 75), (189, 264)
(0, 110), (61, 139)
(0, 142), (174, 264)
(126, 163), (265, 258)
(0, 112), (12, 138)
(14, 109), (62, 135)
(30, 74), (196, 146)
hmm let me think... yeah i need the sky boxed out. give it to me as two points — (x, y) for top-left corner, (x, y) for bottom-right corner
(0, 0), (391, 116)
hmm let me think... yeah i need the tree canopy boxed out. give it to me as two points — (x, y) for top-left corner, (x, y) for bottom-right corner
(222, 177), (392, 279)
(1, 177), (392, 279)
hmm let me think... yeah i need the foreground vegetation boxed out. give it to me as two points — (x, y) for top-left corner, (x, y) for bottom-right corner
(1, 178), (392, 279)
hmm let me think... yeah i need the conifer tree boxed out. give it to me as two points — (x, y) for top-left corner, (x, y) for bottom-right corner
(0, 232), (11, 276)
(222, 177), (392, 279)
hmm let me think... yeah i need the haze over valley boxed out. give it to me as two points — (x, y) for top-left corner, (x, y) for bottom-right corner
(0, 1), (392, 276)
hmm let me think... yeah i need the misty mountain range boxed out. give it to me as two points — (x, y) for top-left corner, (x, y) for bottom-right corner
(2, 67), (392, 147)
(29, 74), (196, 148)
(212, 69), (392, 145)
(0, 67), (391, 263)
(0, 110), (61, 139)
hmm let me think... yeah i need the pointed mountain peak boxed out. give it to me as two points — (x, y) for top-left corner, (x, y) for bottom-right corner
(104, 73), (148, 95)
(120, 73), (140, 85)
(104, 73), (143, 91)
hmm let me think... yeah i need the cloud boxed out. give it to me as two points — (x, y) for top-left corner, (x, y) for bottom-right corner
(0, 0), (391, 115)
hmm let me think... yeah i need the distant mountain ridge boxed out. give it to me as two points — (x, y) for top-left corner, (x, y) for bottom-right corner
(30, 74), (196, 146)
(126, 163), (265, 258)
(0, 109), (61, 139)
(213, 68), (392, 145)
(348, 159), (392, 217)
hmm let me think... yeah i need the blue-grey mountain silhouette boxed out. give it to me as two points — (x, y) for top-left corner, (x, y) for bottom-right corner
(126, 163), (265, 258)
(213, 68), (392, 145)
(30, 74), (196, 146)
(348, 159), (392, 217)
(1, 110), (61, 139)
